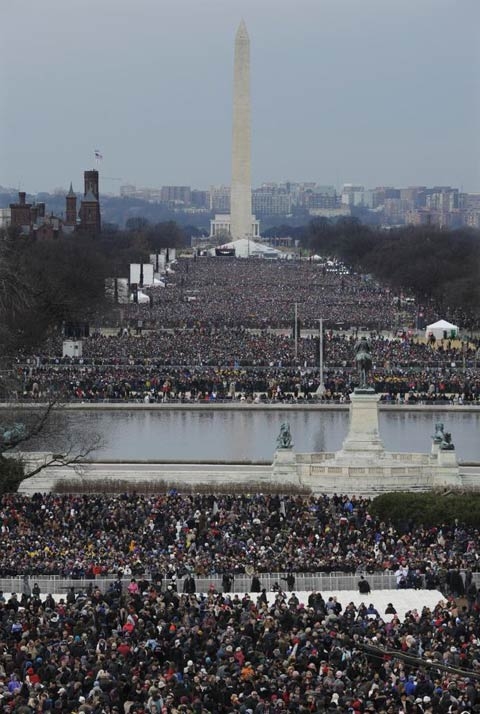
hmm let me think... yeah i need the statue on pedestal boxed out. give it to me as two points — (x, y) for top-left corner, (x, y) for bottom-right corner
(354, 337), (373, 389)
(276, 422), (293, 449)
(0, 422), (26, 446)
(432, 422), (445, 444)
(440, 432), (455, 451)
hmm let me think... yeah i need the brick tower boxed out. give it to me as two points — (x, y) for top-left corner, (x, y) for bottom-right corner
(65, 183), (77, 227)
(79, 169), (101, 233)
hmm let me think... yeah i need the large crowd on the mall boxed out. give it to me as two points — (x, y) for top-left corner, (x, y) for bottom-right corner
(15, 333), (480, 404)
(1, 494), (480, 713)
(123, 258), (412, 331)
(10, 257), (479, 404)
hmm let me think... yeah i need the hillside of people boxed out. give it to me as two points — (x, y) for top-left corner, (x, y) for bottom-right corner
(0, 493), (480, 712)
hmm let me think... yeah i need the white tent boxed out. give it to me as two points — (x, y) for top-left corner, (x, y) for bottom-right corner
(130, 290), (150, 304)
(425, 319), (459, 340)
(211, 238), (282, 259)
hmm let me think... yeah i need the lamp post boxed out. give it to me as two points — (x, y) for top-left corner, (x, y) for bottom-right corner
(316, 318), (325, 396)
(294, 302), (298, 361)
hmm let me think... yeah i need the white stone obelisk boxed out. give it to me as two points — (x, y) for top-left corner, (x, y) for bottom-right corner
(230, 20), (252, 241)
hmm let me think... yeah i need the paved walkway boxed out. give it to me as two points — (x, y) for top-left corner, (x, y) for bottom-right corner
(2, 401), (480, 412)
(0, 588), (445, 623)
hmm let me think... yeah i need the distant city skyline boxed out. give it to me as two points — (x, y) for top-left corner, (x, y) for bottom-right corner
(1, 0), (479, 193)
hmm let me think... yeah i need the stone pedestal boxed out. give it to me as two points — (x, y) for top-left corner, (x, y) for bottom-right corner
(437, 449), (457, 468)
(272, 448), (299, 485)
(434, 448), (460, 486)
(340, 389), (384, 455)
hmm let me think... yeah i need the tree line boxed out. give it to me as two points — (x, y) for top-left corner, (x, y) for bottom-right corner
(0, 221), (186, 357)
(303, 218), (480, 329)
(0, 220), (185, 491)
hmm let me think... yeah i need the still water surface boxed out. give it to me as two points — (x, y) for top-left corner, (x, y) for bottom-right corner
(43, 409), (480, 462)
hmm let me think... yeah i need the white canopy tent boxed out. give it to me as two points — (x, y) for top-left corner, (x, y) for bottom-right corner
(425, 319), (459, 340)
(130, 290), (150, 304)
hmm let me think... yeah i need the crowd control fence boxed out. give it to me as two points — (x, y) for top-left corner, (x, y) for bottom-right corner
(1, 570), (479, 597)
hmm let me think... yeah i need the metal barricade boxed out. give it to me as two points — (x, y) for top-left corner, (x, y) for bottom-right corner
(0, 570), (476, 596)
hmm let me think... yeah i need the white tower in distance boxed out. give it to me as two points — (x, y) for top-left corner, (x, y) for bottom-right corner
(230, 19), (253, 241)
(209, 20), (259, 245)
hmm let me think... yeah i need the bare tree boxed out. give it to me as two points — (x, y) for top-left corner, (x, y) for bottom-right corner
(0, 400), (104, 493)
(0, 228), (107, 492)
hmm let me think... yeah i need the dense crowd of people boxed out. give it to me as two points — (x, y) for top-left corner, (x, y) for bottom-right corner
(3, 260), (480, 712)
(122, 258), (413, 331)
(8, 257), (479, 403)
(2, 580), (480, 713)
(0, 493), (478, 581)
(25, 333), (478, 371)
(14, 334), (480, 403)
(0, 492), (480, 712)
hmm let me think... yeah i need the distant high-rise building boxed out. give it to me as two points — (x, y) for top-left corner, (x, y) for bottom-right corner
(399, 187), (427, 209)
(426, 187), (459, 212)
(300, 185), (337, 211)
(253, 186), (291, 215)
(191, 190), (209, 209)
(160, 186), (191, 205)
(210, 185), (231, 213)
(341, 184), (365, 206)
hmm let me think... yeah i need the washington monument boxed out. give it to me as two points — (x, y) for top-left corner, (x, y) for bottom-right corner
(209, 21), (258, 242)
(230, 19), (253, 241)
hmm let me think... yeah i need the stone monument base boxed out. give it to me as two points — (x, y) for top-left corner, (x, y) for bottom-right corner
(340, 388), (384, 455)
(295, 450), (461, 495)
(270, 388), (463, 495)
(272, 447), (300, 486)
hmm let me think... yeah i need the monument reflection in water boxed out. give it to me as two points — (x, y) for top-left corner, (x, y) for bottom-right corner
(25, 409), (480, 463)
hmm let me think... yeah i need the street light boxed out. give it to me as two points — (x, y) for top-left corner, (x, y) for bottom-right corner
(294, 302), (298, 361)
(316, 318), (325, 396)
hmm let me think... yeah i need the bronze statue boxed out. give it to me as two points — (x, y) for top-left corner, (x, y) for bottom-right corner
(0, 422), (26, 446)
(276, 422), (293, 449)
(432, 422), (445, 444)
(440, 432), (455, 451)
(354, 337), (373, 388)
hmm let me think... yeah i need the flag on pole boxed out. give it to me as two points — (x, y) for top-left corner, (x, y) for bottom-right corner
(94, 150), (103, 161)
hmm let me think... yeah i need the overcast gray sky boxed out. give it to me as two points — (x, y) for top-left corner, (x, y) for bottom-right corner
(1, 0), (479, 194)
